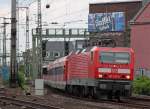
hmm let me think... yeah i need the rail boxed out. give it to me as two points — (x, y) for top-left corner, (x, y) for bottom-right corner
(0, 96), (63, 109)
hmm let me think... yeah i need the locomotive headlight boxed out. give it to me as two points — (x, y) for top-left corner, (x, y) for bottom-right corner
(126, 75), (130, 79)
(118, 69), (130, 74)
(98, 68), (111, 73)
(99, 74), (103, 78)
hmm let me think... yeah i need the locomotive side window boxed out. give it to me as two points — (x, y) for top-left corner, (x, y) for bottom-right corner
(100, 52), (130, 64)
(90, 52), (94, 61)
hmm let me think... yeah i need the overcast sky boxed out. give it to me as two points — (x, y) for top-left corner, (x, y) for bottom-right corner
(0, 0), (10, 16)
(0, 0), (141, 19)
(0, 0), (141, 52)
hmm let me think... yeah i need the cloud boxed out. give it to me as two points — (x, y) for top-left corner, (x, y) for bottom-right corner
(0, 8), (10, 16)
(0, 2), (10, 17)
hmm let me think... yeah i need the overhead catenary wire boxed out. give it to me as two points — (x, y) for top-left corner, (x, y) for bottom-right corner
(3, 0), (88, 24)
(2, 0), (88, 29)
(2, 0), (36, 17)
(2, 0), (89, 48)
(1, 0), (89, 52)
(43, 7), (88, 23)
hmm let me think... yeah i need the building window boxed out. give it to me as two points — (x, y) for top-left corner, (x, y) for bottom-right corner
(77, 44), (83, 49)
(49, 52), (53, 57)
(46, 52), (49, 57)
(54, 52), (60, 58)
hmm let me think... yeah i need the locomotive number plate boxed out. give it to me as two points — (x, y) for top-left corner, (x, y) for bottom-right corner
(111, 68), (118, 73)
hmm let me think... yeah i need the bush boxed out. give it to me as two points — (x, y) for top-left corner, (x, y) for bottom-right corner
(133, 76), (150, 95)
(17, 65), (26, 89)
(17, 71), (26, 89)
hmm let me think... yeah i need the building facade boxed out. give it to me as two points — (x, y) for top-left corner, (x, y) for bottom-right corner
(45, 40), (87, 61)
(89, 0), (142, 47)
(131, 1), (150, 76)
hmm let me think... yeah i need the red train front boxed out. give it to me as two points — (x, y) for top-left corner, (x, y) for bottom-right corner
(43, 46), (134, 99)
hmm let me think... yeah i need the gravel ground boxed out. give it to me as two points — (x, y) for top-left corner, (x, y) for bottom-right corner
(0, 86), (138, 109)
(6, 87), (138, 109)
(0, 101), (26, 109)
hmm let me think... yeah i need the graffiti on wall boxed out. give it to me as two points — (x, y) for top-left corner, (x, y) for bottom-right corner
(88, 12), (125, 32)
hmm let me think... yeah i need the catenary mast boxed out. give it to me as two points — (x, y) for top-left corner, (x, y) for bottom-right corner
(10, 0), (18, 87)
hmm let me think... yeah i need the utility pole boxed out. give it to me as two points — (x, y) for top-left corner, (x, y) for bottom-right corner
(10, 0), (18, 87)
(0, 17), (9, 66)
(26, 7), (30, 77)
(0, 39), (1, 66)
(37, 0), (42, 78)
(17, 7), (30, 77)
(26, 7), (30, 53)
(16, 1), (19, 63)
(2, 18), (7, 66)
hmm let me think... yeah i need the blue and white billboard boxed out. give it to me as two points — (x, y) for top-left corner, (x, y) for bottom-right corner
(88, 12), (125, 32)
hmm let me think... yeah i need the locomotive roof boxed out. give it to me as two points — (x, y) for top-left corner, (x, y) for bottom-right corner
(54, 56), (67, 64)
(91, 46), (133, 51)
(68, 47), (133, 56)
(70, 46), (133, 54)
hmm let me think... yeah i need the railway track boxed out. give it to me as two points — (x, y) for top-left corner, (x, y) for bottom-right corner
(83, 97), (150, 109)
(2, 95), (149, 109)
(1, 86), (150, 109)
(76, 96), (150, 109)
(0, 96), (64, 109)
(109, 99), (150, 109)
(45, 87), (150, 109)
(130, 95), (150, 102)
(121, 96), (150, 109)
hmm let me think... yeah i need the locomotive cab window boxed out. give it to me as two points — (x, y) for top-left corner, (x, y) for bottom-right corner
(90, 51), (94, 61)
(100, 52), (130, 64)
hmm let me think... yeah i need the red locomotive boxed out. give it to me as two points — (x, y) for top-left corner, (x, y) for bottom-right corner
(43, 46), (134, 99)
